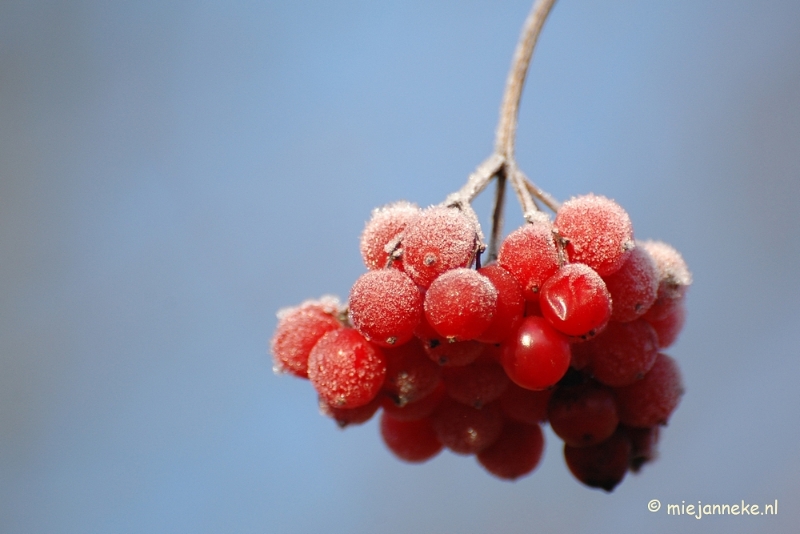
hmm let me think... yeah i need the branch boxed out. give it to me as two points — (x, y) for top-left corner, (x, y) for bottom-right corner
(494, 0), (558, 160)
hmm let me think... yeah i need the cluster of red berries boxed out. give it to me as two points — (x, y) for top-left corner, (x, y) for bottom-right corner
(271, 194), (690, 490)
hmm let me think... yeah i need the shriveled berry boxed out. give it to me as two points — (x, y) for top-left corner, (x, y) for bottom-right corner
(424, 268), (497, 341)
(540, 263), (612, 338)
(308, 329), (387, 408)
(477, 421), (545, 480)
(614, 352), (683, 428)
(349, 269), (423, 347)
(271, 297), (343, 378)
(402, 206), (478, 288)
(500, 316), (571, 391)
(497, 221), (560, 300)
(603, 246), (659, 322)
(555, 194), (634, 277)
(360, 201), (420, 270)
(380, 413), (443, 463)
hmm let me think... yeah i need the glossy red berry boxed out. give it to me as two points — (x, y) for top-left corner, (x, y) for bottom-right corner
(307, 329), (387, 409)
(381, 380), (446, 422)
(555, 194), (634, 277)
(349, 269), (423, 347)
(540, 263), (612, 338)
(500, 316), (571, 391)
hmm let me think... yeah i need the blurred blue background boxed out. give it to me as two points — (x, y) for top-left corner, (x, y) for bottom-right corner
(2, 1), (799, 532)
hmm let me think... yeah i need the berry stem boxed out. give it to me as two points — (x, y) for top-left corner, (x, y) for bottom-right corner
(495, 0), (558, 160)
(486, 171), (507, 261)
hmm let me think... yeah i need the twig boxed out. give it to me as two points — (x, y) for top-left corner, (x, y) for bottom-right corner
(495, 0), (558, 160)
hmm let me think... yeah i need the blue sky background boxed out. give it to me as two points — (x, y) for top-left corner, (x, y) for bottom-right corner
(2, 1), (799, 532)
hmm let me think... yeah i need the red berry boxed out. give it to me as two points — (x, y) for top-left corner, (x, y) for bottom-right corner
(640, 240), (692, 321)
(584, 319), (659, 387)
(424, 268), (497, 341)
(381, 380), (446, 421)
(548, 382), (619, 448)
(380, 413), (443, 463)
(497, 221), (560, 301)
(622, 425), (660, 472)
(555, 194), (634, 277)
(442, 360), (510, 409)
(476, 264), (525, 343)
(540, 263), (612, 338)
(271, 297), (343, 378)
(431, 398), (503, 455)
(308, 329), (387, 408)
(477, 421), (545, 480)
(423, 338), (485, 367)
(603, 246), (659, 322)
(319, 395), (382, 428)
(646, 301), (687, 348)
(349, 269), (423, 347)
(382, 338), (442, 406)
(500, 316), (571, 391)
(401, 206), (478, 288)
(360, 201), (420, 270)
(614, 352), (684, 428)
(498, 382), (552, 425)
(564, 430), (631, 492)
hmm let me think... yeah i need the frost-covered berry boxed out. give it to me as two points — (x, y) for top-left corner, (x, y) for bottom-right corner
(640, 240), (692, 321)
(271, 297), (343, 378)
(614, 352), (684, 428)
(349, 269), (423, 347)
(555, 194), (634, 277)
(360, 201), (420, 270)
(308, 328), (387, 409)
(603, 245), (659, 322)
(402, 206), (478, 288)
(424, 268), (497, 341)
(497, 221), (560, 300)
